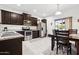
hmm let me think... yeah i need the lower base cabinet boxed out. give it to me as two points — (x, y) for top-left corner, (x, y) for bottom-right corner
(17, 30), (40, 39)
(32, 30), (40, 39)
(0, 37), (24, 55)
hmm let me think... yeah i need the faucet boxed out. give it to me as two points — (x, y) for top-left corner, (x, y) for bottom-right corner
(3, 27), (8, 31)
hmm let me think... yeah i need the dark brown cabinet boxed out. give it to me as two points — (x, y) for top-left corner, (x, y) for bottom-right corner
(17, 30), (40, 39)
(32, 30), (39, 38)
(1, 10), (11, 24)
(10, 13), (23, 25)
(22, 13), (30, 20)
(10, 13), (17, 25)
(1, 10), (37, 26)
(22, 13), (37, 26)
(0, 37), (24, 55)
(29, 17), (37, 26)
(18, 14), (23, 25)
(1, 10), (23, 25)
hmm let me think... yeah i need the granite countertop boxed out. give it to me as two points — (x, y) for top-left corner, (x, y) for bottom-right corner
(0, 31), (24, 41)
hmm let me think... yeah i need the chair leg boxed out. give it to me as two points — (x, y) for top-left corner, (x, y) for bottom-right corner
(56, 44), (58, 54)
(67, 45), (72, 55)
(67, 48), (69, 55)
(62, 46), (64, 54)
(70, 45), (72, 54)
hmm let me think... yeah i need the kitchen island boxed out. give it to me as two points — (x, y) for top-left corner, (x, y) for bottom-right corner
(0, 31), (24, 55)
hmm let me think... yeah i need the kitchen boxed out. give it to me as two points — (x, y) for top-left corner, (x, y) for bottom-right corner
(0, 4), (79, 55)
(0, 1), (79, 59)
(0, 4), (48, 55)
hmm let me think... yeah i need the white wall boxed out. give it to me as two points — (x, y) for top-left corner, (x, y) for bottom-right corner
(46, 6), (79, 34)
(57, 6), (79, 33)
(46, 17), (57, 35)
(0, 10), (1, 23)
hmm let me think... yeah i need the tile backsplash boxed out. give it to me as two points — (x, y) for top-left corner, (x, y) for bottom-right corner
(0, 24), (37, 31)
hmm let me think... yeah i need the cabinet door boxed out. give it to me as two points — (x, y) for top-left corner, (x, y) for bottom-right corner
(11, 13), (18, 25)
(0, 37), (24, 55)
(30, 17), (37, 26)
(11, 13), (23, 25)
(17, 14), (23, 25)
(33, 19), (37, 26)
(32, 30), (39, 38)
(1, 10), (11, 24)
(1, 10), (5, 24)
(1, 10), (23, 25)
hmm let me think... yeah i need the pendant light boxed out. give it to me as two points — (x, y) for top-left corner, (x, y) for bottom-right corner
(55, 4), (62, 15)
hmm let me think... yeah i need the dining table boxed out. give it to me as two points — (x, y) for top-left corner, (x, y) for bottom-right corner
(49, 34), (79, 55)
(69, 34), (79, 55)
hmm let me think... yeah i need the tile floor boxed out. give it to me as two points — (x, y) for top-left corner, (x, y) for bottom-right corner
(22, 37), (77, 55)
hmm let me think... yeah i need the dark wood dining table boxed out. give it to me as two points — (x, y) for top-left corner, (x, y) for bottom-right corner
(49, 34), (79, 55)
(69, 34), (79, 55)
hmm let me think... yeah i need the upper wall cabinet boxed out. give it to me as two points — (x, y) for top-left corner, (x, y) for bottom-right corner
(1, 10), (38, 26)
(10, 13), (23, 25)
(29, 17), (37, 26)
(22, 13), (31, 20)
(23, 13), (37, 26)
(1, 10), (11, 24)
(1, 10), (23, 25)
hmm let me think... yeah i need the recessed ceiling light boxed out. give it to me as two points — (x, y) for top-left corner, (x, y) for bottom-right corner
(17, 4), (21, 6)
(42, 13), (46, 17)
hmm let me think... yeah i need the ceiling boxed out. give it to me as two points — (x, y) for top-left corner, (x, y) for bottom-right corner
(0, 4), (79, 18)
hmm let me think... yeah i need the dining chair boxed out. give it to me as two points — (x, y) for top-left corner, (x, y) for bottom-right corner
(55, 30), (72, 55)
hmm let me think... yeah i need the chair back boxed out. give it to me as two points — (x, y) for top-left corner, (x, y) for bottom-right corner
(55, 30), (69, 44)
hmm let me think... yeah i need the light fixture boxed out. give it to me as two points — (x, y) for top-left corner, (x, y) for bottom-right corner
(55, 4), (62, 15)
(55, 11), (62, 15)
